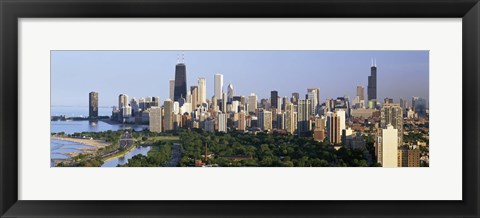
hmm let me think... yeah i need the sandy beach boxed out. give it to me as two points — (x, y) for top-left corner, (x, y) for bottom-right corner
(51, 136), (111, 150)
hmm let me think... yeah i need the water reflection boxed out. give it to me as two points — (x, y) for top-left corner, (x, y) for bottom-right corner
(101, 146), (151, 167)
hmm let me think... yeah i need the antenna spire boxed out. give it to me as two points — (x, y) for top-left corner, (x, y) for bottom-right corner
(374, 58), (377, 67)
(182, 53), (185, 63)
(177, 54), (180, 64)
(371, 58), (374, 67)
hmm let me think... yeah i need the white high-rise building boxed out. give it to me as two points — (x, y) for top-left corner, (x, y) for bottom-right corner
(307, 88), (318, 115)
(173, 101), (180, 115)
(198, 78), (207, 104)
(227, 83), (234, 103)
(180, 103), (191, 115)
(231, 100), (239, 113)
(336, 109), (346, 133)
(169, 80), (175, 100)
(247, 93), (257, 113)
(149, 107), (162, 133)
(122, 105), (132, 118)
(378, 124), (398, 167)
(218, 113), (227, 133)
(214, 74), (223, 100)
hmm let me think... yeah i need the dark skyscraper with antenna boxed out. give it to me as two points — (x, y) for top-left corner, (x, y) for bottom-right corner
(174, 55), (187, 101)
(367, 59), (377, 101)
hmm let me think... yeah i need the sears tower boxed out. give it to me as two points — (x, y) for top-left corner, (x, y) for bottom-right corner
(367, 59), (377, 102)
(173, 55), (187, 101)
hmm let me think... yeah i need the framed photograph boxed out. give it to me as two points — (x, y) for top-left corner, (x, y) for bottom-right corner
(1, 0), (479, 217)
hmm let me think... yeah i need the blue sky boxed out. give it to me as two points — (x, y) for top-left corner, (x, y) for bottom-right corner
(51, 50), (429, 107)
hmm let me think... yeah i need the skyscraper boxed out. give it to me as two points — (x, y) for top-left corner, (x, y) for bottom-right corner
(214, 74), (223, 100)
(367, 59), (377, 102)
(356, 85), (365, 102)
(169, 80), (175, 100)
(227, 83), (234, 103)
(336, 109), (346, 133)
(399, 98), (408, 116)
(326, 111), (341, 145)
(377, 124), (398, 167)
(89, 91), (98, 118)
(247, 93), (257, 114)
(149, 107), (162, 133)
(217, 113), (227, 133)
(307, 89), (318, 115)
(190, 86), (198, 110)
(130, 97), (139, 116)
(258, 110), (273, 131)
(198, 78), (207, 104)
(307, 88), (320, 105)
(222, 92), (227, 113)
(285, 102), (296, 134)
(356, 85), (365, 108)
(270, 90), (278, 109)
(173, 59), (187, 101)
(291, 92), (300, 105)
(163, 99), (174, 131)
(118, 94), (128, 109)
(381, 103), (403, 147)
(238, 111), (246, 131)
(414, 97), (427, 118)
(297, 99), (311, 135)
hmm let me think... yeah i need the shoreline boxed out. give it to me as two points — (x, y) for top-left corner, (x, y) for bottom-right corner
(51, 136), (111, 149)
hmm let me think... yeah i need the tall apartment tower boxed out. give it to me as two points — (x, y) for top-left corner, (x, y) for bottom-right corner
(356, 85), (365, 102)
(377, 124), (399, 167)
(169, 80), (175, 100)
(356, 85), (365, 108)
(198, 78), (207, 104)
(307, 88), (320, 105)
(214, 74), (223, 100)
(297, 99), (311, 135)
(149, 107), (162, 133)
(258, 110), (273, 131)
(89, 91), (98, 118)
(163, 99), (174, 131)
(237, 111), (246, 131)
(367, 59), (377, 102)
(381, 103), (404, 147)
(307, 88), (318, 115)
(326, 112), (341, 145)
(217, 113), (228, 133)
(190, 86), (198, 110)
(285, 102), (296, 134)
(173, 58), (187, 101)
(399, 98), (408, 116)
(118, 94), (128, 109)
(222, 92), (227, 113)
(247, 93), (257, 114)
(270, 90), (279, 109)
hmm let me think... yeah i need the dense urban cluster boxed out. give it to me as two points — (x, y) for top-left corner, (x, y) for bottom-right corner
(86, 58), (429, 167)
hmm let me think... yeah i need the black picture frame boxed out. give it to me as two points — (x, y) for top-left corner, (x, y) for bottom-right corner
(1, 0), (479, 217)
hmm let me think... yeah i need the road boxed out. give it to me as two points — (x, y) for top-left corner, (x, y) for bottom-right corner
(119, 130), (134, 147)
(167, 143), (181, 167)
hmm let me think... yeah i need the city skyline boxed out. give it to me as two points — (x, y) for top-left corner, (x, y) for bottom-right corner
(51, 51), (429, 107)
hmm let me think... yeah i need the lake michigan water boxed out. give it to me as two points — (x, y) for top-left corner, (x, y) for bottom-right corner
(50, 106), (150, 167)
